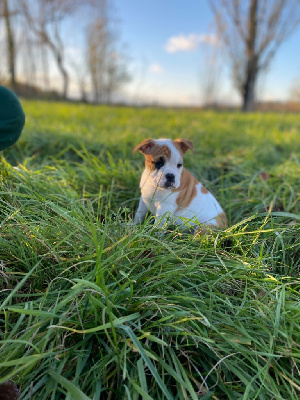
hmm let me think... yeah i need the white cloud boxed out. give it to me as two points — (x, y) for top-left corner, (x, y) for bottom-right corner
(165, 34), (219, 53)
(150, 63), (164, 74)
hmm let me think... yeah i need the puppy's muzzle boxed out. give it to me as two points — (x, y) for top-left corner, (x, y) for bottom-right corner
(164, 173), (175, 188)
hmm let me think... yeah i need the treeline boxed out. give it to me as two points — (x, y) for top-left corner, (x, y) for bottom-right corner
(0, 0), (130, 103)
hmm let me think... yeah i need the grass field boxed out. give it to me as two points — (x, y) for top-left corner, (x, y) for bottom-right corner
(0, 101), (299, 399)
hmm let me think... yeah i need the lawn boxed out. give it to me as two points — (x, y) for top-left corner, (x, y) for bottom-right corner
(0, 101), (299, 399)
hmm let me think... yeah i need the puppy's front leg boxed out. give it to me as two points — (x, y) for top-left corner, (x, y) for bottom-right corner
(134, 197), (148, 224)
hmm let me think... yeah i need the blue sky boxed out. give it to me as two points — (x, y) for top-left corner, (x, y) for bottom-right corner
(112, 0), (300, 106)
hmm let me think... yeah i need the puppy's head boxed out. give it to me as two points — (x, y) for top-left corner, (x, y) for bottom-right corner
(133, 138), (193, 189)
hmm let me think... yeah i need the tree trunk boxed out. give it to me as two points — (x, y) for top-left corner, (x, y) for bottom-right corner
(3, 0), (16, 91)
(41, 44), (50, 90)
(61, 66), (69, 100)
(242, 77), (255, 111)
(45, 39), (69, 99)
(242, 58), (257, 111)
(54, 49), (69, 99)
(242, 0), (258, 112)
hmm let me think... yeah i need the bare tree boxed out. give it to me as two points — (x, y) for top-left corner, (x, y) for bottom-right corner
(40, 42), (51, 90)
(87, 17), (107, 103)
(1, 0), (129, 101)
(1, 0), (17, 90)
(289, 78), (300, 102)
(18, 0), (88, 98)
(20, 16), (38, 92)
(209, 0), (300, 111)
(104, 48), (130, 103)
(19, 0), (70, 98)
(199, 34), (224, 106)
(70, 59), (88, 102)
(86, 1), (130, 104)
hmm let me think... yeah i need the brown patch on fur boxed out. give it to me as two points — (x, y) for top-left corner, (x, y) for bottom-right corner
(195, 215), (228, 236)
(173, 139), (194, 154)
(134, 139), (172, 170)
(173, 168), (198, 210)
(173, 141), (184, 157)
(195, 212), (228, 235)
(215, 212), (228, 229)
(201, 186), (209, 194)
(144, 144), (171, 170)
(133, 139), (155, 154)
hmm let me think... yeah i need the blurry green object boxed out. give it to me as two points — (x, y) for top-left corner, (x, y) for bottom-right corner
(0, 86), (25, 150)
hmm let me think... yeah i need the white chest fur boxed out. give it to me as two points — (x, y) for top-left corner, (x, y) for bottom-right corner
(139, 170), (178, 216)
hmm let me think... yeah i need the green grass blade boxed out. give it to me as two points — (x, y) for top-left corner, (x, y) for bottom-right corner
(48, 369), (91, 400)
(120, 325), (174, 400)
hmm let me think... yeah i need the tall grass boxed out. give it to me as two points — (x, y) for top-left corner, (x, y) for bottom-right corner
(0, 102), (299, 399)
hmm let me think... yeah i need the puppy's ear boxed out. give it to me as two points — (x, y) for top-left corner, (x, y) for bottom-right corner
(174, 139), (194, 154)
(133, 139), (155, 154)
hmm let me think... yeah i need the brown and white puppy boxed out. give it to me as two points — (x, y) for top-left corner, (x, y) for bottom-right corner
(133, 138), (227, 230)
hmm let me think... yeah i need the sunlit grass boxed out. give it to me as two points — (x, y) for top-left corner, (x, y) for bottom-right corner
(0, 101), (299, 399)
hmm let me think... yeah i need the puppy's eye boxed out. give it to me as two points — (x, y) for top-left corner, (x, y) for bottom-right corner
(177, 163), (182, 168)
(154, 157), (165, 169)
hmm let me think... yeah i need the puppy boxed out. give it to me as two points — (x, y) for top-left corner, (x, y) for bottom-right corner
(133, 138), (227, 231)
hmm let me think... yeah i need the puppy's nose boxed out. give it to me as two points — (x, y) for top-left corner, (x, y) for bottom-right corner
(165, 173), (175, 182)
